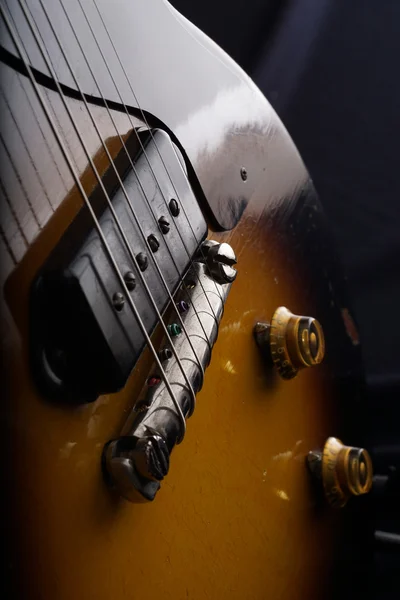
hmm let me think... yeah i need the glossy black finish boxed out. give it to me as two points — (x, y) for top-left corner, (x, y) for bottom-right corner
(0, 1), (373, 595)
(1, 0), (308, 231)
(30, 127), (207, 403)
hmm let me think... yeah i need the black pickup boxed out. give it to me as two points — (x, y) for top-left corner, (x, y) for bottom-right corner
(30, 129), (207, 404)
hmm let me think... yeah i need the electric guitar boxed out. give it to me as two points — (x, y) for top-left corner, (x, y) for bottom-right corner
(0, 1), (373, 598)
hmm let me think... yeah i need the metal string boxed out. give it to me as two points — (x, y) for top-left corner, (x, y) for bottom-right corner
(15, 72), (70, 198)
(80, 0), (224, 318)
(35, 0), (206, 401)
(91, 0), (226, 306)
(58, 0), (215, 355)
(14, 0), (196, 429)
(0, 128), (42, 230)
(20, 0), (200, 419)
(5, 7), (83, 180)
(0, 203), (18, 264)
(0, 2), (187, 439)
(0, 173), (29, 247)
(0, 85), (55, 212)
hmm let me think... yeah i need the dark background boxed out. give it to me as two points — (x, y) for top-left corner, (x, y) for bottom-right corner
(171, 1), (400, 596)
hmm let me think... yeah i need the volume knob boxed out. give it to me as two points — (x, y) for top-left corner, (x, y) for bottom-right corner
(269, 307), (325, 379)
(308, 437), (373, 508)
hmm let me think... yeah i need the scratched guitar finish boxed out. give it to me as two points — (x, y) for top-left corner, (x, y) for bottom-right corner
(0, 1), (371, 599)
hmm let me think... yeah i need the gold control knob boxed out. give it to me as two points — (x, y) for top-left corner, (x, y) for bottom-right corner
(307, 437), (373, 508)
(269, 307), (325, 379)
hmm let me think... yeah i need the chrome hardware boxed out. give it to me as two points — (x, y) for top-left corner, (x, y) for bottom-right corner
(199, 240), (237, 285)
(104, 254), (233, 502)
(103, 433), (169, 504)
(132, 433), (170, 481)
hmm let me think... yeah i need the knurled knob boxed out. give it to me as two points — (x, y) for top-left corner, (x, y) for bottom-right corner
(308, 437), (373, 508)
(269, 307), (325, 379)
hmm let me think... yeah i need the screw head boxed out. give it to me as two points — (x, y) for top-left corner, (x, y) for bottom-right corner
(147, 234), (160, 253)
(240, 167), (248, 181)
(112, 292), (125, 311)
(158, 216), (170, 234)
(169, 198), (180, 217)
(206, 242), (237, 284)
(133, 434), (170, 481)
(136, 252), (148, 272)
(124, 271), (136, 291)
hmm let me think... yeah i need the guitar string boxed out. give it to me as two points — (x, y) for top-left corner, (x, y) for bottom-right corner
(81, 0), (224, 313)
(77, 0), (222, 349)
(0, 127), (42, 230)
(0, 2), (187, 439)
(59, 0), (225, 389)
(0, 187), (20, 264)
(0, 219), (18, 265)
(15, 72), (70, 198)
(0, 85), (55, 212)
(4, 4), (83, 182)
(35, 0), (207, 396)
(1, 0), (218, 350)
(56, 0), (214, 363)
(91, 0), (226, 307)
(0, 165), (30, 247)
(14, 0), (198, 425)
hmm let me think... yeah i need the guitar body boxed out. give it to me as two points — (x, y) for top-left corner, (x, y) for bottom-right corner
(0, 1), (371, 598)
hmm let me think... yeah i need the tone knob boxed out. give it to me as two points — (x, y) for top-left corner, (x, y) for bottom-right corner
(307, 437), (373, 508)
(268, 307), (325, 379)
